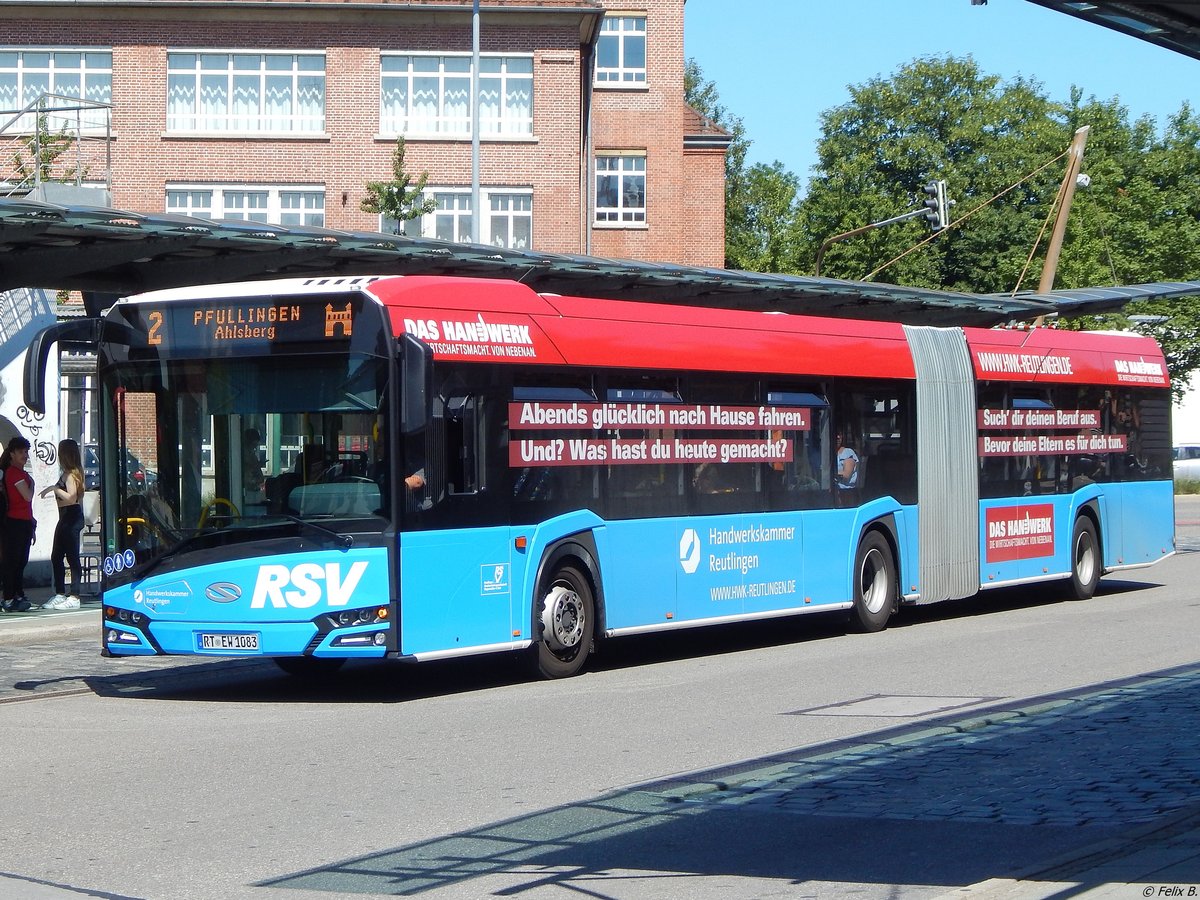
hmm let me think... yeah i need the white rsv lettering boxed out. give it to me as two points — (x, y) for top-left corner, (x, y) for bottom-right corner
(250, 562), (369, 609)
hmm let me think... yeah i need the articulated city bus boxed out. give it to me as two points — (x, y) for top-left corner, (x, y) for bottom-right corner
(28, 275), (1174, 677)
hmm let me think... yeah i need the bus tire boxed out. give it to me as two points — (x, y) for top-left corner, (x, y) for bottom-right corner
(1068, 516), (1100, 600)
(532, 564), (594, 679)
(850, 530), (896, 633)
(274, 657), (347, 677)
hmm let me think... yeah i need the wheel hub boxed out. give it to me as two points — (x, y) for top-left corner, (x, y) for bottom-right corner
(541, 584), (585, 651)
(860, 548), (888, 614)
(1075, 532), (1096, 584)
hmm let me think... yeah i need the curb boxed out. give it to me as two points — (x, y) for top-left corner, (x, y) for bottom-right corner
(0, 610), (101, 647)
(935, 802), (1200, 899)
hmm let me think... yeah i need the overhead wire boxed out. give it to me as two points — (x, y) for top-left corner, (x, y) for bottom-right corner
(860, 148), (1070, 283)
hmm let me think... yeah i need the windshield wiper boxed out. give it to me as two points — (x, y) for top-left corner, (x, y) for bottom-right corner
(133, 529), (218, 580)
(284, 515), (354, 549)
(131, 517), (352, 580)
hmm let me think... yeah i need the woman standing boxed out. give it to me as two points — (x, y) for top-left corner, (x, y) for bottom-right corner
(40, 439), (85, 610)
(1, 435), (35, 612)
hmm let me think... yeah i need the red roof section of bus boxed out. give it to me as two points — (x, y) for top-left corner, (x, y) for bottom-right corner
(965, 326), (1169, 388)
(371, 275), (917, 380)
(369, 275), (1169, 387)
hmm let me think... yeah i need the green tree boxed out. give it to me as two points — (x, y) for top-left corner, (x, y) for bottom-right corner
(683, 54), (1200, 385)
(797, 55), (1200, 386)
(729, 161), (803, 273)
(682, 59), (833, 274)
(1032, 96), (1200, 392)
(798, 56), (1066, 290)
(361, 137), (436, 232)
(10, 113), (86, 188)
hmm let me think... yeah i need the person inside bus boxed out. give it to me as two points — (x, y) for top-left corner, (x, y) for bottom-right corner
(402, 431), (431, 511)
(371, 448), (425, 513)
(242, 428), (265, 496)
(296, 444), (328, 484)
(693, 460), (745, 494)
(834, 428), (859, 491)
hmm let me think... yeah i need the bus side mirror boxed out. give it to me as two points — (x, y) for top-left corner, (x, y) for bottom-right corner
(399, 332), (433, 434)
(23, 318), (103, 414)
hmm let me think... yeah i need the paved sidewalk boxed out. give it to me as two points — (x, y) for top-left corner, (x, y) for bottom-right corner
(642, 663), (1200, 898)
(0, 582), (101, 646)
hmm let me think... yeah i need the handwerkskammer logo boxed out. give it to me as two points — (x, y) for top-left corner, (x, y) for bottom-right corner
(679, 528), (701, 574)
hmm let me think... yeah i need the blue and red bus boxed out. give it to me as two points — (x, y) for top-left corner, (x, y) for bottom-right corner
(29, 274), (1175, 677)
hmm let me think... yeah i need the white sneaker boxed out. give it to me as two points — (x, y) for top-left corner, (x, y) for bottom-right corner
(42, 594), (67, 609)
(59, 596), (81, 610)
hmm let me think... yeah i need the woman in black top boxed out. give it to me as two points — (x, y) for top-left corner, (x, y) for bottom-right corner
(39, 439), (85, 610)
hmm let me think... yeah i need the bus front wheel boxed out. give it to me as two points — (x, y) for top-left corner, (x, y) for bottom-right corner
(532, 564), (594, 679)
(1068, 516), (1100, 600)
(850, 530), (897, 633)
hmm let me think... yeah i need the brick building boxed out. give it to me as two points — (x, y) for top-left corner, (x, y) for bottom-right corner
(0, 0), (729, 266)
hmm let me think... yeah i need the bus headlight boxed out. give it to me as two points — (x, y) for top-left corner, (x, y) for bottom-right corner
(324, 606), (388, 628)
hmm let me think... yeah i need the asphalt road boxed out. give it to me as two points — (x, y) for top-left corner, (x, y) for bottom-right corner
(1, 496), (1197, 900)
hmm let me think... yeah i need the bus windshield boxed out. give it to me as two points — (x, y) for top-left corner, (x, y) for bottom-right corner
(100, 352), (391, 577)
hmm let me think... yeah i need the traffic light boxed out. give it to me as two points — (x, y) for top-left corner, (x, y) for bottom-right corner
(922, 180), (949, 232)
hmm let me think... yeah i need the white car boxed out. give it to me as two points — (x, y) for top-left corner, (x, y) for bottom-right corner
(1174, 445), (1200, 479)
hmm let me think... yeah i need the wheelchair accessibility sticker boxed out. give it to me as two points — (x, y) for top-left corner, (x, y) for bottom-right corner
(103, 549), (138, 575)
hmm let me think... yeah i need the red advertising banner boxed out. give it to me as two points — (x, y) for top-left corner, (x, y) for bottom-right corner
(985, 504), (1056, 562)
(509, 437), (794, 467)
(978, 433), (1127, 457)
(509, 402), (810, 432)
(1112, 356), (1169, 386)
(977, 408), (1101, 430)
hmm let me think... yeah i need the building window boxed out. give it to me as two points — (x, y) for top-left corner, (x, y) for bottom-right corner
(380, 54), (532, 137)
(595, 16), (646, 85)
(223, 190), (269, 222)
(166, 184), (325, 227)
(488, 192), (532, 249)
(382, 187), (532, 249)
(279, 190), (325, 226)
(0, 49), (112, 130)
(167, 52), (325, 133)
(426, 192), (474, 242)
(595, 155), (645, 224)
(165, 188), (213, 218)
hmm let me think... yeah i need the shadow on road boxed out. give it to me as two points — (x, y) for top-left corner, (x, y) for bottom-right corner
(259, 664), (1200, 896)
(0, 576), (1160, 706)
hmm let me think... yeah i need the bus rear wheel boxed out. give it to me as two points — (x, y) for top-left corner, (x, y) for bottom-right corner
(532, 564), (594, 679)
(850, 530), (896, 633)
(1068, 516), (1100, 600)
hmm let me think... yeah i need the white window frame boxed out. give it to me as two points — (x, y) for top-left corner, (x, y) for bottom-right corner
(381, 186), (532, 249)
(486, 191), (533, 249)
(380, 53), (533, 138)
(594, 154), (646, 225)
(594, 15), (646, 86)
(167, 50), (325, 134)
(0, 48), (112, 131)
(166, 184), (326, 227)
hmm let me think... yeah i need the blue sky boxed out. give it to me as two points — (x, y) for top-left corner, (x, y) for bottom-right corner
(684, 0), (1198, 186)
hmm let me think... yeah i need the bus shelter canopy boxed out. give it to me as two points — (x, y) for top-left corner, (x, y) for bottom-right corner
(1, 198), (1197, 328)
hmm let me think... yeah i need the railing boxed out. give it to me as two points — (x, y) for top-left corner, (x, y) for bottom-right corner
(0, 93), (113, 197)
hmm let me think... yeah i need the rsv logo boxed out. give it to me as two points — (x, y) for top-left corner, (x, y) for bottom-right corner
(251, 562), (369, 609)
